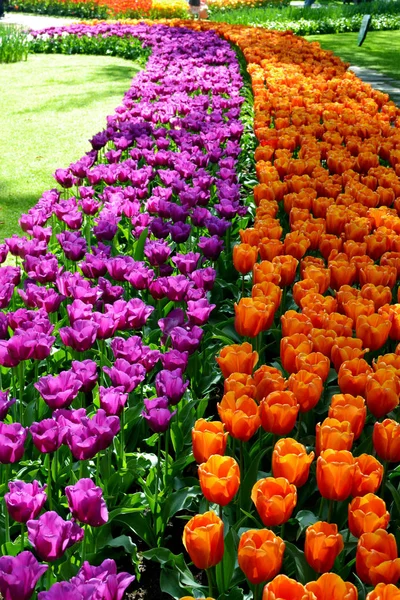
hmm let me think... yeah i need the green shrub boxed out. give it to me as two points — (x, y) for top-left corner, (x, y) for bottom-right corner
(0, 24), (29, 63)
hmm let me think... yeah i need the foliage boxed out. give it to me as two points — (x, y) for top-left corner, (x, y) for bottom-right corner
(0, 24), (29, 63)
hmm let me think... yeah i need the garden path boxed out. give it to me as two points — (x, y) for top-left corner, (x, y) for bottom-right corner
(2, 12), (400, 105)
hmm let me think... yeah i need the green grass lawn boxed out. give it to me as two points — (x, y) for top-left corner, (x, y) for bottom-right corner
(0, 53), (142, 242)
(306, 30), (400, 82)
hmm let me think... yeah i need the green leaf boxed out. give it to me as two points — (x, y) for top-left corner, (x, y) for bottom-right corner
(114, 512), (156, 548)
(216, 527), (239, 594)
(240, 447), (270, 513)
(387, 481), (400, 517)
(134, 227), (148, 261)
(161, 487), (200, 522)
(107, 535), (137, 555)
(295, 510), (319, 540)
(285, 541), (316, 585)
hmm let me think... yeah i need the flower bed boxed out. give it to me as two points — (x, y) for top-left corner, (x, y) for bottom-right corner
(2, 16), (400, 600)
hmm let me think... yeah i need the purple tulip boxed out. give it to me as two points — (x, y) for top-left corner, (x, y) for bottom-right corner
(186, 298), (216, 326)
(198, 235), (224, 260)
(190, 266), (216, 291)
(27, 511), (84, 561)
(18, 284), (64, 313)
(93, 219), (118, 242)
(38, 581), (93, 600)
(97, 277), (124, 304)
(35, 371), (82, 410)
(69, 279), (101, 305)
(164, 275), (192, 302)
(71, 360), (98, 393)
(144, 240), (171, 266)
(161, 349), (189, 372)
(66, 410), (120, 460)
(110, 336), (143, 363)
(54, 168), (75, 188)
(0, 422), (27, 463)
(0, 340), (19, 368)
(155, 369), (189, 405)
(79, 254), (107, 279)
(140, 346), (161, 372)
(24, 253), (60, 283)
(66, 478), (108, 527)
(0, 284), (15, 309)
(142, 397), (176, 433)
(171, 252), (201, 275)
(0, 313), (8, 340)
(67, 300), (93, 324)
(0, 391), (16, 420)
(5, 480), (47, 523)
(72, 559), (135, 600)
(57, 231), (87, 261)
(99, 386), (128, 416)
(30, 419), (62, 453)
(170, 222), (191, 244)
(158, 308), (186, 337)
(0, 551), (47, 600)
(59, 320), (99, 352)
(124, 264), (154, 291)
(106, 256), (135, 282)
(169, 325), (203, 354)
(103, 360), (146, 393)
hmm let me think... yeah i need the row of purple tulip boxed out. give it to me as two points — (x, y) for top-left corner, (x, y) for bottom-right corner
(0, 22), (246, 598)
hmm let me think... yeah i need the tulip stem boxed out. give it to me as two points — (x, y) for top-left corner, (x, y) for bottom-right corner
(3, 464), (10, 546)
(47, 563), (52, 590)
(327, 499), (334, 523)
(241, 274), (245, 297)
(81, 523), (88, 566)
(154, 435), (162, 518)
(280, 522), (285, 540)
(120, 409), (126, 469)
(319, 497), (325, 520)
(206, 568), (214, 598)
(18, 362), (24, 426)
(20, 524), (24, 553)
(164, 428), (170, 487)
(47, 454), (53, 511)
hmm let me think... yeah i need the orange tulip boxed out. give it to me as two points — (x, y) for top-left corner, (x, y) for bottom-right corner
(216, 343), (258, 378)
(224, 373), (256, 398)
(251, 477), (297, 527)
(329, 260), (357, 290)
(192, 419), (228, 464)
(331, 340), (366, 373)
(262, 574), (313, 600)
(338, 358), (373, 396)
(182, 511), (224, 570)
(217, 392), (261, 442)
(260, 391), (299, 436)
(359, 264), (397, 288)
(283, 231), (310, 260)
(317, 449), (356, 501)
(234, 298), (275, 338)
(366, 583), (400, 600)
(288, 370), (323, 413)
(253, 261), (281, 285)
(356, 529), (400, 586)
(281, 310), (313, 337)
(373, 353), (400, 376)
(328, 394), (366, 440)
(295, 351), (330, 382)
(308, 328), (337, 358)
(305, 521), (344, 573)
(258, 238), (284, 262)
(360, 284), (392, 311)
(305, 573), (358, 600)
(348, 494), (390, 538)
(316, 418), (354, 456)
(281, 334), (313, 374)
(319, 233), (343, 260)
(198, 455), (240, 507)
(272, 255), (299, 286)
(342, 298), (376, 325)
(240, 228), (262, 246)
(365, 370), (400, 419)
(293, 279), (319, 307)
(356, 314), (392, 352)
(272, 438), (314, 487)
(373, 419), (400, 463)
(233, 243), (259, 275)
(238, 529), (285, 585)
(352, 454), (384, 497)
(323, 313), (353, 337)
(253, 365), (287, 402)
(252, 281), (282, 311)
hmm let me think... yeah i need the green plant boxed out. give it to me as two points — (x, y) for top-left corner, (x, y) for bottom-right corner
(0, 24), (29, 63)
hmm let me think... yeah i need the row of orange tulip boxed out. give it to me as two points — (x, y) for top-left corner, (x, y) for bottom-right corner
(164, 20), (400, 599)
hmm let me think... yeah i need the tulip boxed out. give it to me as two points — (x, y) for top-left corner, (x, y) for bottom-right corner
(0, 422), (27, 464)
(305, 521), (344, 573)
(366, 583), (400, 600)
(305, 573), (358, 600)
(0, 390), (16, 420)
(5, 480), (47, 524)
(224, 373), (256, 398)
(365, 370), (400, 419)
(288, 370), (323, 412)
(317, 449), (356, 501)
(272, 438), (314, 487)
(192, 420), (228, 464)
(142, 397), (176, 434)
(352, 454), (384, 497)
(281, 334), (313, 374)
(155, 369), (189, 405)
(0, 551), (48, 600)
(348, 494), (390, 537)
(251, 477), (297, 527)
(234, 298), (275, 337)
(252, 281), (282, 311)
(233, 243), (258, 274)
(217, 342), (258, 377)
(198, 455), (240, 506)
(260, 391), (299, 436)
(34, 371), (82, 410)
(65, 478), (108, 527)
(217, 392), (261, 442)
(373, 419), (400, 463)
(253, 365), (286, 401)
(27, 511), (84, 561)
(356, 529), (400, 586)
(182, 511), (224, 570)
(262, 574), (313, 600)
(338, 358), (373, 396)
(356, 314), (392, 351)
(328, 394), (366, 440)
(273, 255), (299, 286)
(281, 310), (312, 337)
(238, 529), (285, 585)
(295, 351), (330, 382)
(99, 386), (128, 416)
(316, 418), (354, 455)
(71, 558), (135, 599)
